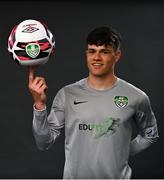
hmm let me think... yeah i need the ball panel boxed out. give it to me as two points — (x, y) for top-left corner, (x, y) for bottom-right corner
(8, 25), (17, 50)
(14, 50), (49, 60)
(15, 19), (47, 42)
(18, 57), (49, 66)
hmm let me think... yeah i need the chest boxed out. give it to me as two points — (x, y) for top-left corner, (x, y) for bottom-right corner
(65, 91), (135, 124)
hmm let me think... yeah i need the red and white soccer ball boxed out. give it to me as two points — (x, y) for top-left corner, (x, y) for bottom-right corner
(8, 19), (55, 66)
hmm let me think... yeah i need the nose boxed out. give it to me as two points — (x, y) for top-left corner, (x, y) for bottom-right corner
(93, 51), (101, 60)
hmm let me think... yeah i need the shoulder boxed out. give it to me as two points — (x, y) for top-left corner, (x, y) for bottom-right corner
(53, 79), (85, 105)
(118, 78), (150, 105)
(63, 78), (86, 92)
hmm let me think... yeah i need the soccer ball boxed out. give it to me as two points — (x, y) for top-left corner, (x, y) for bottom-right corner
(8, 19), (55, 66)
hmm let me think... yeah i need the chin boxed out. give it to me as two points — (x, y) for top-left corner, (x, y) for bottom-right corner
(91, 72), (107, 78)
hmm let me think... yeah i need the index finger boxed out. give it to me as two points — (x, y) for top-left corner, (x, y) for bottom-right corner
(29, 66), (37, 83)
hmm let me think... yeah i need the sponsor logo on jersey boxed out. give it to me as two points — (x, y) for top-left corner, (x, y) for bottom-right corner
(25, 43), (40, 58)
(79, 117), (120, 138)
(114, 96), (128, 108)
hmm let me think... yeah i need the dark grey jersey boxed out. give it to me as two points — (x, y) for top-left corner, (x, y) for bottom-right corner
(33, 78), (159, 179)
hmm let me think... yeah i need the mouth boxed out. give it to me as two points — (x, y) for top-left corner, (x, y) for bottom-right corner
(91, 63), (104, 68)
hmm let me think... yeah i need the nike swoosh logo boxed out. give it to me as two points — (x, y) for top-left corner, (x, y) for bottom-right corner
(74, 100), (88, 105)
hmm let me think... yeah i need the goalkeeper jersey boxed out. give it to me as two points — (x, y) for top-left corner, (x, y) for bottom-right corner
(33, 77), (158, 179)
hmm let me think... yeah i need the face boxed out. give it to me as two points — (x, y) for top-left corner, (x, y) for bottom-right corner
(86, 44), (121, 78)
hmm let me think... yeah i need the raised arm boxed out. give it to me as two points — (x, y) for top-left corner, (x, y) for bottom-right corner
(28, 67), (65, 150)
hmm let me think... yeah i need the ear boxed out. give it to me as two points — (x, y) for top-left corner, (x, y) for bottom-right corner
(114, 50), (121, 62)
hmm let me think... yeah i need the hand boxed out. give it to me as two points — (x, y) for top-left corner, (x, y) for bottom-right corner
(28, 66), (48, 110)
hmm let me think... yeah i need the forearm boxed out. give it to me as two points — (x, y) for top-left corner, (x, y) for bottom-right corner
(130, 135), (152, 156)
(33, 106), (60, 150)
(130, 125), (159, 156)
(33, 107), (51, 150)
(33, 103), (65, 151)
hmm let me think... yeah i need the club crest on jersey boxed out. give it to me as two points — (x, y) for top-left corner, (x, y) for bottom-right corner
(22, 26), (39, 33)
(25, 43), (40, 58)
(114, 96), (128, 108)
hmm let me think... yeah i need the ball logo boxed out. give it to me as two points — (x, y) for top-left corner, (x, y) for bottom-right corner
(25, 43), (40, 58)
(114, 96), (128, 108)
(22, 24), (39, 33)
(22, 26), (39, 33)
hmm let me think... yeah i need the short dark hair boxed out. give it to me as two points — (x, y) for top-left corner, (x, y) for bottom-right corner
(86, 26), (121, 51)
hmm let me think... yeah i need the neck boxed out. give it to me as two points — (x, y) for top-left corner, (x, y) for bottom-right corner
(87, 73), (118, 90)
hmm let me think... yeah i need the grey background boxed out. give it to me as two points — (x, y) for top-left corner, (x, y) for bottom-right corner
(0, 0), (163, 178)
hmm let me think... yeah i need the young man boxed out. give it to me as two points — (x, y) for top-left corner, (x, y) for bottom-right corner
(28, 26), (159, 179)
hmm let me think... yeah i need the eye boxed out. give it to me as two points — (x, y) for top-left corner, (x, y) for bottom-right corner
(103, 51), (110, 54)
(101, 50), (110, 54)
(101, 49), (113, 55)
(86, 49), (96, 54)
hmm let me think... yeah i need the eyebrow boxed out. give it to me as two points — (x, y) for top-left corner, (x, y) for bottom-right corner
(87, 48), (112, 51)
